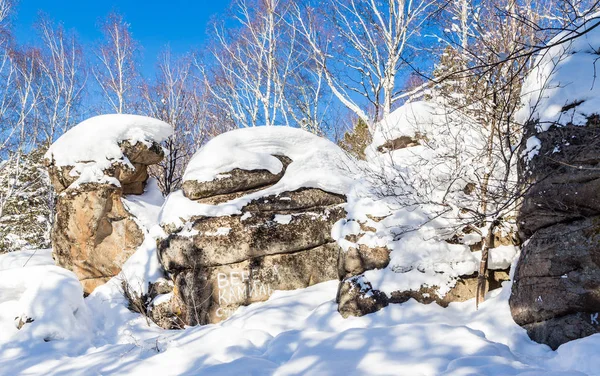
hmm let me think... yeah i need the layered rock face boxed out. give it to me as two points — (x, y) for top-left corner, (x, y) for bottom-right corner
(156, 127), (351, 326)
(45, 114), (172, 294)
(510, 122), (600, 349)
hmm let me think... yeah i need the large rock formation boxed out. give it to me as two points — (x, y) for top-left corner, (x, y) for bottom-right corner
(510, 24), (600, 349)
(45, 114), (172, 294)
(156, 127), (353, 326)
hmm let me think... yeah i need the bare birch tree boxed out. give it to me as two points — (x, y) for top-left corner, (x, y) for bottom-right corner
(142, 49), (211, 194)
(36, 15), (86, 146)
(93, 12), (139, 114)
(294, 0), (439, 132)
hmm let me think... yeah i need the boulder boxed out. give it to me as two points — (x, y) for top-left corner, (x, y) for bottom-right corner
(511, 83), (600, 347)
(158, 188), (345, 325)
(45, 114), (172, 294)
(518, 124), (600, 237)
(157, 127), (353, 326)
(338, 270), (510, 318)
(181, 155), (292, 200)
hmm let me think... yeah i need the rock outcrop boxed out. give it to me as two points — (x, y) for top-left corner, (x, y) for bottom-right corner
(156, 127), (352, 326)
(509, 21), (600, 349)
(510, 122), (600, 349)
(45, 114), (172, 294)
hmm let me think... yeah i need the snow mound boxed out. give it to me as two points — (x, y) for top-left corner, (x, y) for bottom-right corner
(160, 126), (355, 227)
(0, 260), (92, 350)
(517, 15), (600, 129)
(44, 114), (173, 187)
(1, 266), (598, 375)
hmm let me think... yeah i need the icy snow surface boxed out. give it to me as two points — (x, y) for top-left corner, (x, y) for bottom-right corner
(160, 126), (355, 228)
(0, 248), (598, 375)
(44, 114), (172, 188)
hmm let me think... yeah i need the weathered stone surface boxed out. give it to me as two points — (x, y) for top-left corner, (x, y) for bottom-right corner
(518, 124), (600, 237)
(159, 205), (345, 268)
(46, 140), (164, 294)
(169, 243), (340, 325)
(158, 146), (348, 327)
(338, 244), (390, 280)
(337, 277), (389, 319)
(376, 135), (420, 153)
(181, 155), (292, 200)
(242, 188), (346, 213)
(52, 184), (144, 294)
(509, 217), (600, 349)
(511, 119), (600, 348)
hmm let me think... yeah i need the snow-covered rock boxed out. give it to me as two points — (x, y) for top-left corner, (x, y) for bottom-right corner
(335, 100), (517, 317)
(44, 114), (172, 192)
(156, 126), (352, 326)
(45, 115), (172, 294)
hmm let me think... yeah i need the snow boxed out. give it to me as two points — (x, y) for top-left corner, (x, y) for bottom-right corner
(1, 247), (599, 375)
(516, 15), (600, 129)
(160, 126), (355, 228)
(119, 180), (169, 296)
(523, 136), (542, 162)
(0, 250), (92, 352)
(44, 114), (173, 188)
(273, 214), (292, 225)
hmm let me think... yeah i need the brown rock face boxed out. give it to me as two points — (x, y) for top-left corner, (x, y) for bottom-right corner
(52, 184), (144, 294)
(160, 205), (345, 268)
(47, 141), (164, 294)
(158, 156), (346, 326)
(171, 243), (339, 325)
(510, 121), (600, 349)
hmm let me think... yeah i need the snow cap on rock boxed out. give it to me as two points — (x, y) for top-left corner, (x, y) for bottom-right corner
(44, 114), (173, 188)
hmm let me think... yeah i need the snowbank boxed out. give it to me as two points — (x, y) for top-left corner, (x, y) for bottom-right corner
(517, 15), (600, 129)
(160, 126), (355, 227)
(0, 250), (92, 352)
(1, 263), (598, 375)
(44, 114), (173, 188)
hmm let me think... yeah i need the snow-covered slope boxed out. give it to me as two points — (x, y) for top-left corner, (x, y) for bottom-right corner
(0, 249), (598, 375)
(336, 99), (518, 297)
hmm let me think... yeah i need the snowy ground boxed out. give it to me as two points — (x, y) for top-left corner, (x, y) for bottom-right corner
(0, 250), (598, 376)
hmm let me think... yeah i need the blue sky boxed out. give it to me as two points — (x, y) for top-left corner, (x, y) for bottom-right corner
(12, 0), (229, 76)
